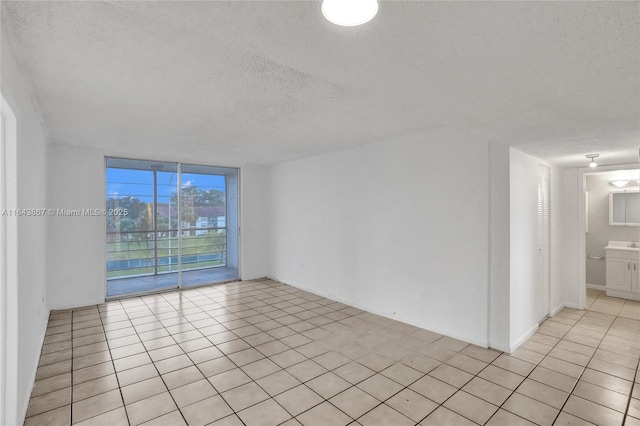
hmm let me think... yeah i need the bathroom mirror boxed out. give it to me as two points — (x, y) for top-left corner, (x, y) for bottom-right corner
(610, 190), (640, 226)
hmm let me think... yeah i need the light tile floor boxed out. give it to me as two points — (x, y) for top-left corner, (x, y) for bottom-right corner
(24, 282), (640, 425)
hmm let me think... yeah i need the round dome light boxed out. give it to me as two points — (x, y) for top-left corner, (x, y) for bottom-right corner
(321, 0), (379, 27)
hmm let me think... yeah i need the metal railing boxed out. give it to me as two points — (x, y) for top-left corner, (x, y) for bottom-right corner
(106, 228), (227, 279)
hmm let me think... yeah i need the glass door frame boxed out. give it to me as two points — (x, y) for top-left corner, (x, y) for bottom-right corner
(104, 156), (239, 299)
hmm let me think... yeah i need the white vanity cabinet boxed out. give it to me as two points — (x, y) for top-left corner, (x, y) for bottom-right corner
(605, 243), (640, 300)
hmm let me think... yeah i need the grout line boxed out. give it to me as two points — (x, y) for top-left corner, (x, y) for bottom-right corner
(622, 356), (640, 426)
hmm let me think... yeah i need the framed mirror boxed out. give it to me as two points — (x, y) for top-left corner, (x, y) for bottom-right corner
(610, 189), (640, 226)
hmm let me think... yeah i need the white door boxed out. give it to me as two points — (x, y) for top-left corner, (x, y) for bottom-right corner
(607, 257), (632, 292)
(536, 165), (551, 322)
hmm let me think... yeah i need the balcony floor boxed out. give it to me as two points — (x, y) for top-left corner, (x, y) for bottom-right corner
(107, 266), (238, 297)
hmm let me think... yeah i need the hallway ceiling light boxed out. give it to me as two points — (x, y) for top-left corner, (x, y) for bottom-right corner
(586, 154), (599, 168)
(321, 0), (379, 27)
(611, 180), (630, 188)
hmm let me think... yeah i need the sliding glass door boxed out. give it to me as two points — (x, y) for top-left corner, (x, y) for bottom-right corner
(105, 158), (238, 297)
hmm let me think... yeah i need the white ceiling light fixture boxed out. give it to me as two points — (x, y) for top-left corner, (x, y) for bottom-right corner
(611, 180), (630, 188)
(586, 154), (599, 168)
(321, 0), (379, 27)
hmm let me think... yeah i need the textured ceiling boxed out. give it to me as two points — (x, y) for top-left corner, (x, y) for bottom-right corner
(1, 1), (639, 167)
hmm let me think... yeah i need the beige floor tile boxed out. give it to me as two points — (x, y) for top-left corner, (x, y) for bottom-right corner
(358, 403), (413, 426)
(161, 365), (204, 390)
(588, 357), (636, 381)
(110, 342), (146, 360)
(409, 374), (457, 404)
(307, 372), (352, 399)
(180, 395), (234, 426)
(23, 404), (70, 426)
(113, 352), (152, 373)
(356, 375), (404, 402)
(73, 374), (119, 402)
(35, 360), (72, 381)
(125, 392), (177, 425)
(528, 366), (577, 392)
(515, 378), (568, 409)
(256, 370), (300, 396)
(445, 353), (487, 375)
(295, 401), (352, 426)
(502, 393), (559, 426)
(548, 347), (591, 367)
(443, 390), (497, 424)
(116, 363), (159, 387)
(197, 356), (236, 377)
(428, 363), (473, 388)
(26, 387), (71, 418)
(39, 349), (72, 367)
(553, 411), (596, 426)
(510, 347), (545, 365)
(209, 368), (253, 393)
(573, 380), (629, 413)
(121, 376), (168, 405)
(72, 389), (123, 424)
(492, 354), (536, 376)
(74, 341), (110, 358)
(485, 409), (537, 426)
(462, 376), (512, 406)
(73, 351), (113, 371)
(539, 355), (584, 378)
(153, 354), (193, 374)
(270, 349), (307, 369)
(170, 378), (217, 408)
(240, 358), (281, 381)
(628, 397), (640, 418)
(386, 388), (437, 422)
(555, 340), (596, 357)
(399, 353), (441, 374)
(31, 373), (71, 397)
(139, 410), (187, 426)
(313, 351), (351, 370)
(626, 415), (640, 426)
(74, 407), (128, 426)
(237, 399), (293, 426)
(286, 359), (328, 382)
(275, 384), (324, 416)
(222, 381), (270, 412)
(333, 361), (375, 384)
(460, 345), (501, 363)
(148, 344), (184, 362)
(421, 406), (477, 426)
(186, 346), (224, 364)
(563, 395), (624, 425)
(378, 363), (422, 386)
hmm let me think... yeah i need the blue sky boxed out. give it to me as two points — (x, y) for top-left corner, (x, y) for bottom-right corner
(106, 168), (225, 203)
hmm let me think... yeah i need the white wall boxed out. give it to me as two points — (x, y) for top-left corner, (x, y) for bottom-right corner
(1, 29), (50, 425)
(509, 148), (566, 350)
(562, 168), (581, 308)
(266, 127), (491, 346)
(240, 165), (269, 280)
(48, 145), (106, 308)
(489, 143), (511, 352)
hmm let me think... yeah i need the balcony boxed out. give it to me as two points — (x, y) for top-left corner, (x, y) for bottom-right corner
(106, 228), (237, 297)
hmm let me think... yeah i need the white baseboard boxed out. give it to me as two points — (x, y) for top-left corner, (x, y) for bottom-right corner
(586, 283), (606, 291)
(550, 303), (565, 317)
(509, 323), (538, 353)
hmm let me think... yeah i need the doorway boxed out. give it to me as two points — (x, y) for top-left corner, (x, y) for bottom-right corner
(1, 95), (19, 425)
(578, 165), (640, 308)
(583, 168), (640, 303)
(105, 158), (239, 298)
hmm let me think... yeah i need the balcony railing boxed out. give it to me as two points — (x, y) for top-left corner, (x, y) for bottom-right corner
(106, 227), (227, 279)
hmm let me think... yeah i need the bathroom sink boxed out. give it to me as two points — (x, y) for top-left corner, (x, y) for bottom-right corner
(605, 241), (640, 252)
